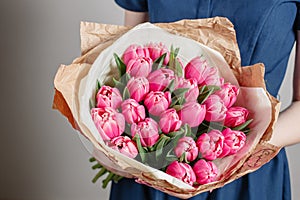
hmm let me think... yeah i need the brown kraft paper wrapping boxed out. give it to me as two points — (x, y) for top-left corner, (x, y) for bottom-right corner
(52, 17), (281, 199)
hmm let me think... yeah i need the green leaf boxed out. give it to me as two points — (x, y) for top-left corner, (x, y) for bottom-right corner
(113, 53), (126, 76)
(178, 96), (185, 105)
(155, 135), (170, 161)
(152, 53), (167, 71)
(173, 88), (189, 97)
(233, 119), (253, 131)
(118, 72), (131, 85)
(198, 85), (207, 94)
(113, 77), (125, 94)
(165, 154), (178, 162)
(170, 45), (180, 58)
(172, 105), (183, 111)
(164, 79), (175, 93)
(179, 152), (185, 163)
(174, 47), (180, 57)
(125, 73), (131, 83)
(168, 46), (183, 77)
(113, 77), (122, 87)
(170, 96), (180, 107)
(123, 87), (130, 100)
(174, 59), (183, 77)
(167, 129), (184, 138)
(96, 80), (101, 92)
(170, 88), (189, 107)
(197, 85), (220, 104)
(89, 99), (95, 110)
(183, 124), (193, 138)
(201, 121), (225, 132)
(134, 134), (147, 163)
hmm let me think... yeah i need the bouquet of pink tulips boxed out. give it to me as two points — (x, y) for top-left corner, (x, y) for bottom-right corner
(90, 42), (252, 187)
(53, 19), (280, 198)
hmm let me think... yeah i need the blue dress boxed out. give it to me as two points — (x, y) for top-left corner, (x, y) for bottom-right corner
(111, 1), (300, 199)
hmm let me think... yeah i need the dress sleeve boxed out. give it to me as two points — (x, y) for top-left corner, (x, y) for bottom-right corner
(115, 0), (148, 12)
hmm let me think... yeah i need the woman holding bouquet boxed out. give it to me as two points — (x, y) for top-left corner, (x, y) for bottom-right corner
(111, 1), (300, 200)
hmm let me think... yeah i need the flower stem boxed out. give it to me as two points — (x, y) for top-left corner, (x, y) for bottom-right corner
(92, 163), (102, 169)
(92, 167), (107, 183)
(102, 172), (115, 188)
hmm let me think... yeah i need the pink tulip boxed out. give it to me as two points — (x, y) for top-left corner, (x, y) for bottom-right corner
(147, 68), (175, 91)
(214, 83), (239, 108)
(126, 57), (152, 77)
(196, 130), (224, 160)
(91, 107), (125, 141)
(219, 128), (246, 158)
(159, 109), (182, 133)
(175, 77), (199, 102)
(122, 44), (150, 65)
(144, 91), (171, 116)
(166, 161), (196, 186)
(131, 118), (159, 147)
(178, 102), (206, 127)
(96, 86), (122, 109)
(185, 57), (222, 86)
(203, 94), (227, 122)
(121, 99), (145, 124)
(193, 159), (218, 184)
(127, 77), (149, 102)
(146, 42), (170, 65)
(174, 137), (198, 162)
(224, 107), (249, 127)
(108, 136), (138, 158)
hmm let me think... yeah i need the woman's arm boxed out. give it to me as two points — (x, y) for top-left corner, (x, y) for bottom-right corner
(269, 30), (300, 147)
(124, 10), (149, 26)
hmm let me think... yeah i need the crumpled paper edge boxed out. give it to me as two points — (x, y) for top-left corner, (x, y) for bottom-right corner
(52, 17), (281, 199)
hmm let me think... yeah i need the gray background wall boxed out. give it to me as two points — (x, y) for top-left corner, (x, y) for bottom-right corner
(0, 0), (299, 199)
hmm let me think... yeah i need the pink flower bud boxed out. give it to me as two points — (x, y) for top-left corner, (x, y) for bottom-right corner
(144, 91), (171, 116)
(175, 77), (199, 102)
(146, 42), (170, 65)
(147, 68), (175, 91)
(96, 86), (122, 109)
(159, 109), (182, 133)
(127, 77), (149, 102)
(203, 94), (227, 122)
(193, 159), (218, 184)
(178, 102), (206, 127)
(108, 136), (138, 158)
(121, 99), (145, 124)
(166, 161), (196, 186)
(185, 57), (222, 86)
(196, 130), (224, 160)
(214, 83), (239, 108)
(174, 137), (198, 162)
(91, 107), (125, 141)
(126, 57), (152, 77)
(131, 118), (159, 147)
(224, 107), (249, 127)
(219, 128), (246, 158)
(122, 44), (150, 65)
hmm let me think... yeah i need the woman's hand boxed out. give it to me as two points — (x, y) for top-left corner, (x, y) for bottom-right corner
(124, 10), (148, 26)
(269, 30), (300, 147)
